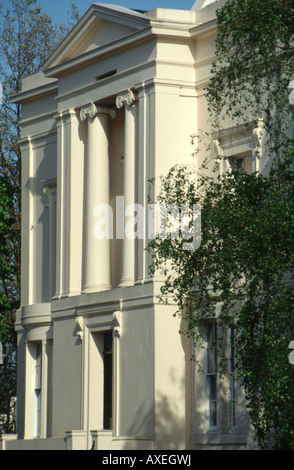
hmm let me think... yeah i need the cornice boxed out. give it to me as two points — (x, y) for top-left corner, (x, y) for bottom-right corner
(10, 80), (58, 105)
(19, 110), (57, 131)
(189, 17), (217, 39)
(18, 128), (57, 147)
(20, 302), (52, 329)
(44, 18), (217, 81)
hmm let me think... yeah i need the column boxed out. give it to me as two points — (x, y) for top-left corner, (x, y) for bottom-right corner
(55, 109), (84, 298)
(116, 90), (137, 287)
(80, 102), (116, 293)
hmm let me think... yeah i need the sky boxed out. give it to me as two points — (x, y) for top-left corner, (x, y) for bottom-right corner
(32, 1), (197, 25)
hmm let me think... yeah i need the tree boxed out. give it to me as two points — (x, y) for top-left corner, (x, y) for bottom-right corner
(148, 0), (294, 450)
(0, 0), (79, 433)
(0, 173), (18, 432)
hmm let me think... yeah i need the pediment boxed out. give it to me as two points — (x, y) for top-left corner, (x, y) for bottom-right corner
(44, 3), (150, 70)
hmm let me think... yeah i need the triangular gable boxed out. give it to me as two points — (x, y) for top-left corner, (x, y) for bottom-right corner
(43, 3), (150, 70)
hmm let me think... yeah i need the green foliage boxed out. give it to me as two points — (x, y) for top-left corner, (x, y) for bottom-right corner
(0, 175), (16, 317)
(207, 0), (294, 158)
(149, 162), (294, 449)
(0, 0), (79, 433)
(148, 0), (294, 450)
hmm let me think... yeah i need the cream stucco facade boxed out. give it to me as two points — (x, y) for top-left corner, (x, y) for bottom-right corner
(0, 0), (262, 450)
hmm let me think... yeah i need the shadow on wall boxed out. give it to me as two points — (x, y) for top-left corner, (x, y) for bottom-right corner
(121, 389), (186, 451)
(154, 391), (186, 450)
(121, 314), (191, 450)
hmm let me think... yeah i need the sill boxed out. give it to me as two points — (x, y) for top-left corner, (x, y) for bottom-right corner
(192, 433), (248, 446)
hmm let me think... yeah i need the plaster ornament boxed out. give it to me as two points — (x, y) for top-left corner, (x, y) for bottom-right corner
(116, 89), (135, 109)
(113, 310), (122, 338)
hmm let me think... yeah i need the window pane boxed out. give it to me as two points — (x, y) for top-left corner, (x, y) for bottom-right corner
(209, 375), (217, 400)
(244, 155), (252, 173)
(206, 323), (217, 428)
(35, 389), (41, 435)
(229, 376), (236, 428)
(236, 158), (244, 170)
(236, 154), (252, 174)
(229, 325), (236, 428)
(35, 343), (42, 391)
(207, 375), (217, 427)
(103, 331), (113, 429)
(210, 400), (217, 427)
(207, 323), (217, 373)
(208, 348), (217, 374)
(230, 325), (235, 373)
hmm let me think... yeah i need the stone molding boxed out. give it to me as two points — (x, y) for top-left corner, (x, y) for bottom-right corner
(113, 310), (122, 339)
(75, 315), (84, 341)
(80, 102), (116, 121)
(116, 89), (136, 109)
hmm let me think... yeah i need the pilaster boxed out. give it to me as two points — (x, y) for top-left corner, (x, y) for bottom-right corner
(55, 109), (84, 298)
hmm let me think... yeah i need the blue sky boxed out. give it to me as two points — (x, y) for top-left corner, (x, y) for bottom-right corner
(34, 1), (196, 24)
(0, 1), (197, 26)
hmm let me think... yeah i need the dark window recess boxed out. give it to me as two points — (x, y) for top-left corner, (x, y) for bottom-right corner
(103, 331), (113, 430)
(95, 70), (117, 82)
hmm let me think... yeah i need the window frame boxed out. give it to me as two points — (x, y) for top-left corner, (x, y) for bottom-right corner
(205, 321), (218, 432)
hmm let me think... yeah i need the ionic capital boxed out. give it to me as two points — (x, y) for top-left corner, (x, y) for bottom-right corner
(80, 102), (97, 121)
(116, 89), (136, 109)
(80, 102), (116, 121)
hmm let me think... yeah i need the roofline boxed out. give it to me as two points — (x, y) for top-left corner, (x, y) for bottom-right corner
(10, 80), (58, 104)
(43, 15), (217, 80)
(43, 3), (150, 71)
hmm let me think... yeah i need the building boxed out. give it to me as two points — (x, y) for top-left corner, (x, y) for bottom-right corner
(1, 0), (262, 450)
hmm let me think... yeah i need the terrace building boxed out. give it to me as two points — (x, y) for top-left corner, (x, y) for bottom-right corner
(1, 0), (263, 450)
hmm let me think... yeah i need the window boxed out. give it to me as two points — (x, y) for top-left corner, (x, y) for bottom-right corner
(34, 343), (42, 437)
(228, 325), (236, 430)
(25, 340), (53, 439)
(193, 319), (246, 439)
(103, 331), (113, 430)
(214, 122), (262, 176)
(88, 329), (114, 431)
(206, 322), (217, 429)
(46, 340), (53, 437)
(236, 153), (252, 174)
